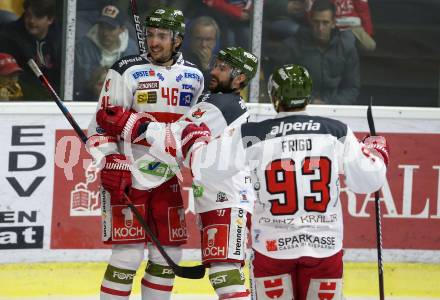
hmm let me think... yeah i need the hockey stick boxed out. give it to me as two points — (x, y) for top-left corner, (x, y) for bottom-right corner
(27, 59), (206, 279)
(367, 99), (385, 300)
(129, 0), (147, 55)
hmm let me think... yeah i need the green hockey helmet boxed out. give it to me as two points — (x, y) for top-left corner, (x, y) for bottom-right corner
(145, 6), (185, 36)
(268, 64), (312, 111)
(217, 47), (258, 84)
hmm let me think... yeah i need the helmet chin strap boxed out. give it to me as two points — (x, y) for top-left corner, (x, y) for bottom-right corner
(228, 68), (242, 92)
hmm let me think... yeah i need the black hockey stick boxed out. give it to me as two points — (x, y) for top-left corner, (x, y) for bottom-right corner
(27, 59), (206, 279)
(367, 99), (385, 300)
(129, 0), (147, 55)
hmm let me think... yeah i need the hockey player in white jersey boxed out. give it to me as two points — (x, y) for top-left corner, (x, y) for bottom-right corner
(86, 7), (204, 300)
(186, 64), (389, 300)
(96, 46), (259, 300)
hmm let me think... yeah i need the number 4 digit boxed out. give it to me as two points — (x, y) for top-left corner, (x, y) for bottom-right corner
(161, 87), (178, 106)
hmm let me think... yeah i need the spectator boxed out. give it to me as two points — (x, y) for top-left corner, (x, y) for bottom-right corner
(183, 16), (220, 88)
(76, 0), (111, 40)
(203, 0), (252, 49)
(261, 0), (309, 89)
(0, 53), (23, 100)
(264, 0), (308, 39)
(74, 3), (137, 101)
(277, 0), (360, 105)
(0, 0), (61, 100)
(307, 0), (376, 51)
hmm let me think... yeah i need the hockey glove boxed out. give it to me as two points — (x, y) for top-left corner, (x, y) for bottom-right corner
(100, 154), (132, 202)
(96, 106), (154, 142)
(362, 135), (390, 167)
(181, 123), (211, 160)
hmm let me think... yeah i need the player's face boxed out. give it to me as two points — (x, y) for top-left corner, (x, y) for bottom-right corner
(146, 27), (176, 64)
(208, 59), (234, 93)
(310, 10), (335, 46)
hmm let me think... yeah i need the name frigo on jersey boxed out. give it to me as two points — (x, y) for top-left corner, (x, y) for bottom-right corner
(281, 138), (312, 152)
(270, 120), (321, 136)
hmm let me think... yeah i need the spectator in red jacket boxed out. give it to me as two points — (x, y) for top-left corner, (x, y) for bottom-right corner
(307, 0), (376, 51)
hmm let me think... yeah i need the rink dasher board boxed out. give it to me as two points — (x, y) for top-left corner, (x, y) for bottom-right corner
(0, 248), (440, 264)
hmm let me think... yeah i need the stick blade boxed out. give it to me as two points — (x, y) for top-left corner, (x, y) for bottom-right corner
(175, 264), (206, 279)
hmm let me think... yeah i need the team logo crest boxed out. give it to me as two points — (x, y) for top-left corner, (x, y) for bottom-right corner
(192, 108), (206, 119)
(216, 192), (228, 203)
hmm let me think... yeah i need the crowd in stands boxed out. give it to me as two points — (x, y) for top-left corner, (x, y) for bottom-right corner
(0, 0), (437, 106)
(0, 0), (60, 100)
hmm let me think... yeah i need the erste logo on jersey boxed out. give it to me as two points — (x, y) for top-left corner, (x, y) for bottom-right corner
(185, 72), (202, 83)
(132, 68), (155, 79)
(177, 72), (202, 83)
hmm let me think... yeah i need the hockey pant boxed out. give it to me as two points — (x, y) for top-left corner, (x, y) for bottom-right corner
(251, 250), (343, 300)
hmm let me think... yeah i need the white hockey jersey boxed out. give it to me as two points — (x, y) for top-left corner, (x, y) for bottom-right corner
(190, 111), (387, 259)
(87, 53), (204, 189)
(140, 91), (255, 214)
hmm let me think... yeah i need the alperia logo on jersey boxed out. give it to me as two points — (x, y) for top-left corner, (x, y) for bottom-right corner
(270, 120), (321, 136)
(118, 56), (143, 69)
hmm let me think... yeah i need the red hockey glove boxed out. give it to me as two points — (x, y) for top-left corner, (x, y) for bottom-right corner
(100, 154), (132, 202)
(181, 123), (211, 159)
(96, 106), (154, 142)
(362, 135), (390, 166)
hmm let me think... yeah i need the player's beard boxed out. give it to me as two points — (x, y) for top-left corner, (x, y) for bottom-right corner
(209, 76), (235, 94)
(150, 51), (173, 65)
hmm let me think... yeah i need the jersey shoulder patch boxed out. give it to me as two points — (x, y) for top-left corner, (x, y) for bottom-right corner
(200, 92), (248, 125)
(111, 55), (148, 75)
(183, 59), (197, 68)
